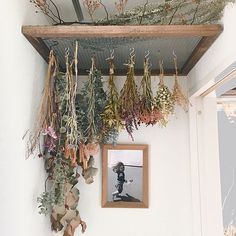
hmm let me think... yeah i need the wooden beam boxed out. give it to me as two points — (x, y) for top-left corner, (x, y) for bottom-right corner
(22, 24), (223, 39)
(181, 35), (221, 75)
(24, 35), (50, 63)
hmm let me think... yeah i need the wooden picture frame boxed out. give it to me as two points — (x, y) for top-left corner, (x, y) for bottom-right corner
(102, 144), (149, 208)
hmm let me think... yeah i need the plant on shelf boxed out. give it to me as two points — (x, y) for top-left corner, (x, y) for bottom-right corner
(31, 0), (235, 25)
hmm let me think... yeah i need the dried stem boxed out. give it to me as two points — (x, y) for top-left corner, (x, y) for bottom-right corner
(99, 0), (109, 21)
(139, 0), (149, 25)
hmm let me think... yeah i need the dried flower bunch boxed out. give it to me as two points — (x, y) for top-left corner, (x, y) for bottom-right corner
(29, 43), (104, 236)
(119, 49), (141, 139)
(115, 0), (129, 15)
(155, 60), (175, 126)
(139, 53), (163, 126)
(30, 0), (64, 24)
(172, 53), (189, 112)
(31, 0), (235, 25)
(102, 54), (123, 143)
(28, 45), (190, 236)
(224, 224), (236, 236)
(82, 0), (101, 22)
(99, 0), (236, 25)
(76, 57), (107, 143)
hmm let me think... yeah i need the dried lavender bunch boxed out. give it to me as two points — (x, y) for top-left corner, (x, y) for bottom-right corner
(119, 51), (140, 139)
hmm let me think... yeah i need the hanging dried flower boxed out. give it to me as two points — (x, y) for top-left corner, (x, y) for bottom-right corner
(224, 224), (236, 236)
(139, 54), (163, 126)
(119, 49), (140, 139)
(155, 60), (175, 126)
(83, 0), (101, 22)
(27, 50), (58, 157)
(102, 56), (123, 143)
(172, 53), (189, 112)
(76, 57), (107, 143)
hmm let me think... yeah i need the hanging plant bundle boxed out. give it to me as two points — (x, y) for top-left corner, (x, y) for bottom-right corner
(29, 44), (92, 236)
(76, 57), (107, 143)
(172, 54), (189, 112)
(155, 61), (175, 126)
(119, 52), (140, 139)
(101, 58), (123, 144)
(139, 56), (163, 126)
(27, 50), (58, 157)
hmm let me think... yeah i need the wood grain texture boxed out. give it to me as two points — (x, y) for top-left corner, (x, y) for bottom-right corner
(22, 24), (223, 75)
(22, 24), (223, 38)
(102, 144), (149, 208)
(181, 35), (221, 74)
(23, 35), (50, 63)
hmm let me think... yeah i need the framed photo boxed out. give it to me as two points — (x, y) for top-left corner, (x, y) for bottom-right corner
(102, 144), (148, 208)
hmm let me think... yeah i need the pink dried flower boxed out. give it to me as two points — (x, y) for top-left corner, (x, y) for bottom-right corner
(42, 126), (57, 139)
(115, 0), (128, 14)
(83, 0), (101, 21)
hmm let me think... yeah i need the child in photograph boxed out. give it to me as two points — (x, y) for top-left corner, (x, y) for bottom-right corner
(112, 162), (133, 200)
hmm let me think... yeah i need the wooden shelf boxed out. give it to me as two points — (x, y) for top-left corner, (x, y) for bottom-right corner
(22, 24), (223, 76)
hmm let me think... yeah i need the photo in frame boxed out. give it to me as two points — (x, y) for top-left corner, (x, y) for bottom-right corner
(102, 144), (149, 208)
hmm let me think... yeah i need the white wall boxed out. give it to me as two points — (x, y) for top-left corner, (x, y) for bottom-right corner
(71, 76), (193, 236)
(0, 2), (193, 235)
(188, 3), (236, 96)
(0, 1), (52, 236)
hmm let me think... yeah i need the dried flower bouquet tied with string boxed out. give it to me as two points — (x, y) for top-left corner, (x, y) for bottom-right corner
(76, 57), (107, 144)
(28, 43), (100, 236)
(172, 53), (189, 112)
(139, 53), (163, 126)
(119, 49), (141, 139)
(155, 61), (175, 126)
(101, 53), (123, 143)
